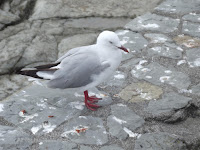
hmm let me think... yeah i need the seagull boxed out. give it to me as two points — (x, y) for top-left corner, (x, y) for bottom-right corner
(18, 31), (129, 111)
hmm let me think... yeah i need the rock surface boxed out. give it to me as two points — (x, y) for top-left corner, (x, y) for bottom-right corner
(1, 0), (200, 149)
(134, 132), (187, 150)
(125, 13), (180, 33)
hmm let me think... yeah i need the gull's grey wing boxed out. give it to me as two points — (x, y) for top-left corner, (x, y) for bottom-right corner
(48, 52), (110, 89)
(56, 45), (94, 63)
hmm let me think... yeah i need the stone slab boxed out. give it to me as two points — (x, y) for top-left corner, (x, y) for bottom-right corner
(131, 62), (191, 89)
(155, 0), (200, 15)
(125, 13), (180, 33)
(116, 30), (148, 60)
(134, 132), (186, 150)
(146, 92), (192, 117)
(148, 43), (183, 59)
(186, 48), (200, 67)
(61, 116), (108, 145)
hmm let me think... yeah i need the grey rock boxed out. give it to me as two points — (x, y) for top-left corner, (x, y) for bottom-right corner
(144, 33), (172, 44)
(61, 116), (108, 145)
(64, 17), (131, 31)
(116, 30), (148, 60)
(0, 22), (31, 41)
(30, 0), (161, 20)
(0, 29), (36, 74)
(134, 132), (186, 150)
(131, 62), (191, 89)
(99, 145), (124, 150)
(0, 9), (20, 24)
(125, 13), (180, 33)
(0, 24), (4, 30)
(183, 13), (200, 23)
(107, 115), (128, 140)
(99, 70), (127, 89)
(58, 33), (98, 57)
(0, 75), (30, 101)
(191, 83), (200, 96)
(0, 82), (85, 135)
(155, 0), (200, 15)
(148, 43), (183, 59)
(0, 125), (32, 150)
(183, 21), (200, 38)
(121, 58), (142, 69)
(80, 145), (93, 150)
(107, 104), (145, 139)
(146, 92), (192, 120)
(186, 48), (200, 67)
(40, 19), (65, 35)
(38, 140), (78, 150)
(87, 88), (113, 107)
(15, 34), (58, 67)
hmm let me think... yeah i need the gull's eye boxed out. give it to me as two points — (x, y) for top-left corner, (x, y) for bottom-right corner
(109, 41), (113, 44)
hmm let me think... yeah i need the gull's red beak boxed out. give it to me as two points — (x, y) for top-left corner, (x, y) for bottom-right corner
(118, 46), (129, 53)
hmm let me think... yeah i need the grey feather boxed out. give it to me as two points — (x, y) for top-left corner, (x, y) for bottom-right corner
(48, 52), (110, 89)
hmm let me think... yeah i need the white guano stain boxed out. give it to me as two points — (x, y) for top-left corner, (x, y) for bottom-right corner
(114, 74), (125, 79)
(112, 116), (127, 124)
(123, 127), (141, 138)
(69, 101), (84, 110)
(159, 76), (171, 83)
(177, 60), (186, 65)
(31, 125), (42, 134)
(141, 23), (160, 28)
(20, 113), (38, 123)
(0, 104), (4, 112)
(116, 30), (129, 35)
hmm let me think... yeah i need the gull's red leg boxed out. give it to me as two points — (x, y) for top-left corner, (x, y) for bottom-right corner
(84, 90), (101, 111)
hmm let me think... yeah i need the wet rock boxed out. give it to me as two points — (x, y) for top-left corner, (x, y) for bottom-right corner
(119, 82), (163, 103)
(30, 0), (161, 20)
(173, 35), (200, 48)
(148, 43), (183, 59)
(183, 13), (200, 23)
(0, 75), (30, 101)
(183, 21), (200, 38)
(58, 33), (98, 57)
(61, 116), (108, 145)
(145, 92), (192, 121)
(155, 0), (200, 15)
(134, 132), (186, 150)
(144, 33), (172, 44)
(38, 140), (78, 150)
(99, 145), (124, 150)
(131, 62), (191, 89)
(0, 125), (32, 150)
(116, 30), (148, 60)
(107, 104), (145, 139)
(125, 13), (180, 33)
(186, 48), (200, 67)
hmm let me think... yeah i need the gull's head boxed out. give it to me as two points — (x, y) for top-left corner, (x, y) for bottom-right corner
(97, 31), (129, 53)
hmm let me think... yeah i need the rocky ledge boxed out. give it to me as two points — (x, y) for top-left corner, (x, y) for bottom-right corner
(1, 0), (200, 149)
